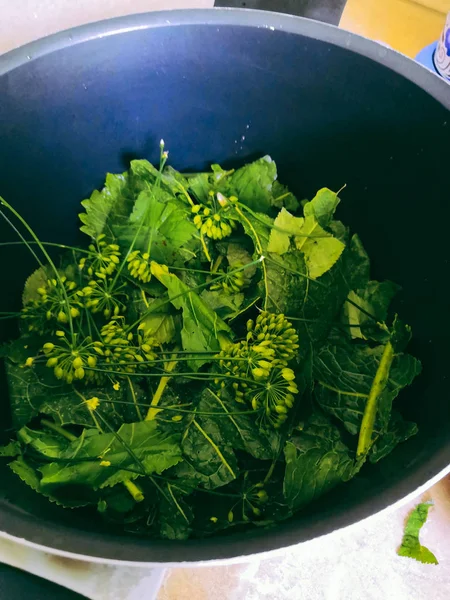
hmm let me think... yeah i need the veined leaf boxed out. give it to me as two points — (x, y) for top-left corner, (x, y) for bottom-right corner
(38, 421), (182, 494)
(150, 262), (232, 369)
(113, 187), (197, 264)
(283, 411), (354, 510)
(181, 405), (239, 489)
(9, 456), (91, 508)
(314, 338), (421, 439)
(303, 188), (341, 227)
(343, 280), (401, 341)
(199, 389), (278, 460)
(398, 503), (438, 564)
(79, 172), (135, 239)
(268, 208), (345, 279)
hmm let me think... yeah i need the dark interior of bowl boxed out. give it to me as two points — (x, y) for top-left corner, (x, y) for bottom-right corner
(0, 11), (449, 563)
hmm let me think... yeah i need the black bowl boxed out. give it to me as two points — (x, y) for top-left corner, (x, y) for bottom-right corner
(0, 10), (449, 564)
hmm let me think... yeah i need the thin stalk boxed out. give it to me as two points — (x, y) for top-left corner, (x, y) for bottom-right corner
(40, 419), (77, 442)
(126, 376), (143, 420)
(126, 258), (261, 332)
(123, 480), (145, 503)
(233, 204), (269, 309)
(0, 198), (76, 343)
(145, 351), (179, 420)
(357, 340), (394, 457)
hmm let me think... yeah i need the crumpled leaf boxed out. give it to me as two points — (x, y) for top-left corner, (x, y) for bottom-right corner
(139, 297), (178, 345)
(343, 280), (401, 341)
(0, 441), (21, 457)
(9, 456), (91, 508)
(200, 290), (244, 320)
(228, 155), (277, 212)
(159, 485), (193, 540)
(314, 337), (421, 438)
(303, 188), (341, 227)
(39, 386), (128, 428)
(22, 267), (49, 306)
(199, 388), (278, 460)
(151, 262), (232, 369)
(113, 187), (197, 264)
(181, 405), (239, 490)
(38, 421), (182, 494)
(268, 208), (345, 279)
(283, 411), (354, 510)
(398, 502), (438, 564)
(5, 362), (50, 428)
(369, 411), (418, 463)
(79, 172), (135, 239)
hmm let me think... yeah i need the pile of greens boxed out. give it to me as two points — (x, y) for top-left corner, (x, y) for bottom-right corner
(0, 143), (421, 539)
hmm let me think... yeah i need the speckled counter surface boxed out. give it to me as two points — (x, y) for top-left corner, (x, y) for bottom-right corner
(1, 1), (449, 598)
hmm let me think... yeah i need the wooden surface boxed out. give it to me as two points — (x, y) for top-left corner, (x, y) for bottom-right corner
(341, 0), (449, 56)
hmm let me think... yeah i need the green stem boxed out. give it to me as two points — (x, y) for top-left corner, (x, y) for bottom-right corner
(233, 204), (269, 309)
(41, 419), (77, 442)
(0, 198), (76, 343)
(145, 351), (179, 420)
(357, 341), (395, 457)
(211, 255), (223, 274)
(192, 419), (236, 479)
(126, 376), (143, 421)
(123, 480), (145, 503)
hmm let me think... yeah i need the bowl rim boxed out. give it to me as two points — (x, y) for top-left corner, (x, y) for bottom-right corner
(0, 8), (449, 565)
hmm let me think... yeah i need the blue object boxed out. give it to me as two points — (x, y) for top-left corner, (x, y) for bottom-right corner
(416, 41), (439, 75)
(0, 10), (449, 564)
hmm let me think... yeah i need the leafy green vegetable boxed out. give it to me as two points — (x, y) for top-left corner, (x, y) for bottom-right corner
(0, 149), (421, 540)
(314, 338), (421, 437)
(79, 172), (134, 240)
(150, 262), (232, 368)
(283, 411), (354, 510)
(343, 280), (400, 341)
(181, 409), (239, 489)
(37, 421), (182, 494)
(397, 503), (438, 565)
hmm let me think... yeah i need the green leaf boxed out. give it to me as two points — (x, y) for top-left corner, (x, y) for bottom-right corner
(272, 181), (299, 212)
(182, 409), (239, 490)
(200, 290), (244, 320)
(39, 387), (127, 428)
(0, 441), (21, 458)
(38, 421), (182, 494)
(283, 411), (354, 510)
(303, 188), (340, 227)
(343, 280), (400, 341)
(314, 338), (422, 437)
(369, 411), (418, 463)
(114, 187), (197, 264)
(22, 267), (49, 306)
(5, 362), (49, 428)
(268, 208), (345, 279)
(228, 155), (277, 212)
(139, 298), (178, 345)
(267, 208), (304, 255)
(398, 503), (438, 564)
(79, 172), (135, 239)
(199, 389), (278, 460)
(9, 456), (90, 508)
(150, 263), (232, 369)
(159, 485), (193, 540)
(17, 426), (69, 458)
(294, 215), (345, 279)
